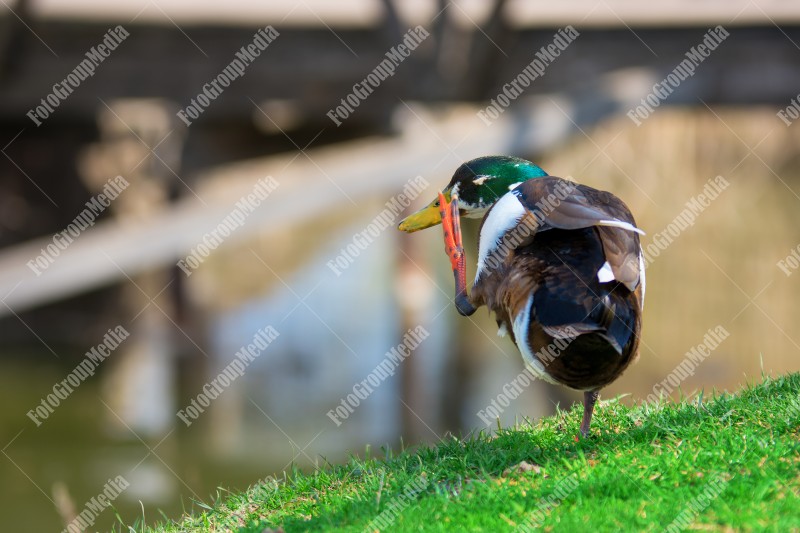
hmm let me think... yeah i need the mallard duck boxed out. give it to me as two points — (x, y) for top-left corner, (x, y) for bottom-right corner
(398, 155), (644, 437)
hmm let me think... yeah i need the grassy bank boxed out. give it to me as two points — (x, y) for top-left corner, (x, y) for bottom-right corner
(143, 373), (800, 532)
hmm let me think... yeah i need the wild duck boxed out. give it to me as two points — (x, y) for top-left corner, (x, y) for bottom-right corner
(398, 155), (645, 437)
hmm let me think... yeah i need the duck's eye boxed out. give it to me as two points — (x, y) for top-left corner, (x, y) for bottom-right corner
(434, 200), (440, 206)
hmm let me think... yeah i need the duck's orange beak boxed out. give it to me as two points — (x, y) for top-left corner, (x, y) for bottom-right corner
(397, 191), (451, 233)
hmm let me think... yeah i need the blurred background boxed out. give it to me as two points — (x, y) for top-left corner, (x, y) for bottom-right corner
(2, 0), (800, 530)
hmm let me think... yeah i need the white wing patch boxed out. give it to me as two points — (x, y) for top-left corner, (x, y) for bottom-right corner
(475, 192), (527, 281)
(597, 261), (615, 283)
(597, 219), (646, 235)
(639, 248), (646, 310)
(511, 294), (558, 385)
(497, 323), (508, 338)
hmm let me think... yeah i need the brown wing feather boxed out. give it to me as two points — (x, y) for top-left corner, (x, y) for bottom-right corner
(512, 177), (643, 291)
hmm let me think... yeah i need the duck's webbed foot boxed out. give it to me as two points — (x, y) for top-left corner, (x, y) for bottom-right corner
(438, 191), (476, 316)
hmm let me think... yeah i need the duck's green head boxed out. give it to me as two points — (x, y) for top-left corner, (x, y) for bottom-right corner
(398, 155), (547, 232)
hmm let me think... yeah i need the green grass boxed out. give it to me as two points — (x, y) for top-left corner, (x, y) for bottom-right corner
(143, 373), (800, 532)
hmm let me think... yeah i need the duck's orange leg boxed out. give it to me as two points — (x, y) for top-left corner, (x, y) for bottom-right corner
(438, 192), (475, 316)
